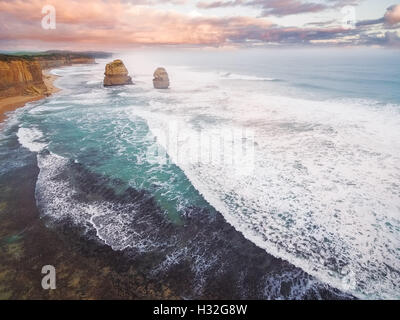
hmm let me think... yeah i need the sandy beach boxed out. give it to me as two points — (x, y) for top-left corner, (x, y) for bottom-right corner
(0, 70), (60, 123)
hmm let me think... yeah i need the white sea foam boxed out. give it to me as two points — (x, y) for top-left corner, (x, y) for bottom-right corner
(86, 80), (102, 85)
(35, 151), (169, 252)
(220, 72), (277, 81)
(33, 136), (308, 298)
(17, 127), (48, 153)
(127, 67), (400, 299)
(47, 69), (63, 76)
(21, 58), (400, 299)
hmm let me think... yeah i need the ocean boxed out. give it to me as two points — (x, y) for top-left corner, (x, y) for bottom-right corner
(1, 48), (399, 299)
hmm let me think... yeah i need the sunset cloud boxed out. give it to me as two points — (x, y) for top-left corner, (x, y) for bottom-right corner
(356, 4), (400, 28)
(197, 0), (327, 16)
(196, 0), (361, 17)
(0, 0), (398, 49)
(384, 4), (400, 26)
(0, 0), (274, 46)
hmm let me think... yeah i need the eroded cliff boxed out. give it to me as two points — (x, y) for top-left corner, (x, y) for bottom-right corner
(0, 55), (47, 98)
(34, 53), (95, 69)
(0, 52), (99, 98)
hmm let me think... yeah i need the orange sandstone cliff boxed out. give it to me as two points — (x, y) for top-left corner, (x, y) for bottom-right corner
(34, 54), (95, 69)
(0, 52), (108, 122)
(0, 52), (100, 98)
(0, 55), (48, 98)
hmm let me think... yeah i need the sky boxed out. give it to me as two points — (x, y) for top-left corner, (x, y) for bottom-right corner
(0, 0), (399, 50)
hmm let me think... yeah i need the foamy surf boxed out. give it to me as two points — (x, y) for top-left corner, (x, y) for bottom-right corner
(131, 71), (400, 299)
(33, 150), (340, 299)
(220, 72), (278, 82)
(17, 127), (48, 153)
(7, 50), (400, 300)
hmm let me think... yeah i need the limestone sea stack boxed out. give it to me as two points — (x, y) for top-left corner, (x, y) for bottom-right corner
(103, 59), (133, 86)
(153, 67), (170, 89)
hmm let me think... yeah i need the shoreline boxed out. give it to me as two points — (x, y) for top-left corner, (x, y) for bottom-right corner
(0, 154), (179, 299)
(0, 69), (60, 123)
(0, 61), (358, 300)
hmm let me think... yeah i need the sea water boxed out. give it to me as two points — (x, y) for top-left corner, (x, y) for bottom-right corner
(1, 48), (399, 299)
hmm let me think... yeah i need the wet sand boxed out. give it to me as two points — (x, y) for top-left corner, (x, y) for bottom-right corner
(42, 70), (61, 96)
(0, 70), (60, 123)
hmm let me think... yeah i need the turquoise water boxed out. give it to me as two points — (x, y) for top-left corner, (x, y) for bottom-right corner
(1, 48), (400, 299)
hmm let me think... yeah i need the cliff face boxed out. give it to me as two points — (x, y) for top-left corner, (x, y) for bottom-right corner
(34, 54), (95, 69)
(0, 52), (97, 99)
(0, 55), (47, 98)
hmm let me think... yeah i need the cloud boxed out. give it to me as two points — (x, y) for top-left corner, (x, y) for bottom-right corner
(356, 4), (400, 28)
(197, 0), (361, 17)
(305, 20), (337, 27)
(0, 0), (397, 49)
(358, 31), (400, 47)
(197, 0), (327, 16)
(0, 0), (274, 46)
(356, 18), (384, 27)
(0, 0), (351, 47)
(384, 4), (400, 26)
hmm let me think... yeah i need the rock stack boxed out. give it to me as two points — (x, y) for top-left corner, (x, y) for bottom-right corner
(103, 59), (133, 86)
(153, 67), (170, 89)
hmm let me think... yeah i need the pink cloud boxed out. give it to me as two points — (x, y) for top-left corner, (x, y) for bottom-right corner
(0, 0), (274, 47)
(0, 0), (396, 49)
(196, 0), (356, 17)
(384, 4), (400, 26)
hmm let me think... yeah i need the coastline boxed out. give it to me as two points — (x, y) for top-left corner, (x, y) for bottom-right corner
(0, 63), (179, 299)
(0, 58), (362, 300)
(0, 69), (60, 123)
(0, 153), (179, 299)
(42, 69), (61, 97)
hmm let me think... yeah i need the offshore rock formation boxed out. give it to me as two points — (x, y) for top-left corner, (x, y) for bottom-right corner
(103, 60), (133, 86)
(0, 55), (48, 98)
(153, 67), (170, 89)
